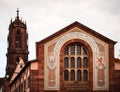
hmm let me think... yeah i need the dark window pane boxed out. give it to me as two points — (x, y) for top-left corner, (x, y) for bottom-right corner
(77, 70), (81, 81)
(64, 70), (69, 81)
(83, 47), (87, 55)
(83, 57), (88, 68)
(70, 57), (75, 68)
(16, 30), (21, 48)
(77, 57), (81, 68)
(64, 47), (69, 55)
(64, 57), (69, 68)
(77, 45), (81, 55)
(83, 70), (88, 81)
(70, 70), (75, 81)
(70, 45), (75, 55)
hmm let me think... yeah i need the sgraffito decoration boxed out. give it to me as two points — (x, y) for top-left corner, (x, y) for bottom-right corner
(97, 57), (105, 86)
(44, 28), (109, 90)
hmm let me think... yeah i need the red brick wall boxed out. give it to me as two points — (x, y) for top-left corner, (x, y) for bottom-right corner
(36, 39), (117, 92)
(37, 43), (44, 91)
(30, 70), (39, 92)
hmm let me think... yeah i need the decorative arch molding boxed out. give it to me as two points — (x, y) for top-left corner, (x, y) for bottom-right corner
(54, 32), (99, 89)
(54, 31), (99, 65)
(44, 31), (109, 90)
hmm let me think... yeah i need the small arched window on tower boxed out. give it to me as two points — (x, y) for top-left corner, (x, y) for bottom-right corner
(16, 30), (21, 48)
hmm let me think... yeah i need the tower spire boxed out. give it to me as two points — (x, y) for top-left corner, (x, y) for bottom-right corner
(16, 8), (19, 19)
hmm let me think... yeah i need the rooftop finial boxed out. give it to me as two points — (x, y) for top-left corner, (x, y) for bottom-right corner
(16, 8), (19, 18)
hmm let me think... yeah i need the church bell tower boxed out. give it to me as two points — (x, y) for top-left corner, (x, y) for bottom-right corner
(6, 9), (29, 79)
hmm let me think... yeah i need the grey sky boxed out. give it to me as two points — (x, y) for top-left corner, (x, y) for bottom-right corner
(0, 0), (120, 77)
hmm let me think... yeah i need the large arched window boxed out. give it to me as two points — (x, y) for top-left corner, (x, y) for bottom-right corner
(16, 30), (21, 48)
(63, 42), (89, 82)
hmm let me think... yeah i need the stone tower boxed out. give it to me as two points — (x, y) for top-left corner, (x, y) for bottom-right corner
(6, 9), (29, 79)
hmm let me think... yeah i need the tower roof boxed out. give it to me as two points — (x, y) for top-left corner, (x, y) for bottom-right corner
(9, 9), (26, 30)
(16, 8), (19, 19)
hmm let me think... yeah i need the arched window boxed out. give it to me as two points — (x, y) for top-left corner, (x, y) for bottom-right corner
(63, 42), (89, 82)
(64, 57), (69, 68)
(83, 70), (88, 81)
(16, 30), (21, 48)
(77, 45), (81, 55)
(77, 57), (81, 68)
(83, 47), (87, 55)
(70, 45), (75, 55)
(64, 70), (69, 81)
(64, 47), (69, 55)
(77, 70), (81, 81)
(70, 70), (75, 81)
(70, 57), (75, 68)
(83, 57), (88, 68)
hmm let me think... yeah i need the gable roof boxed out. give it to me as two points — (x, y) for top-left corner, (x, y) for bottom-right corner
(10, 57), (25, 83)
(37, 21), (116, 45)
(10, 59), (38, 86)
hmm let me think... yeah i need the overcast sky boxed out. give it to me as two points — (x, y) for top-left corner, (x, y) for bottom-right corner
(0, 0), (120, 77)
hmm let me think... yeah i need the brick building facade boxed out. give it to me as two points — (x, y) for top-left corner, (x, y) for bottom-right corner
(1, 10), (120, 92)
